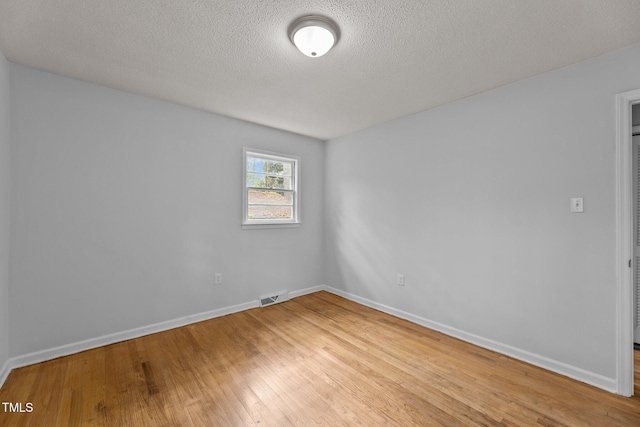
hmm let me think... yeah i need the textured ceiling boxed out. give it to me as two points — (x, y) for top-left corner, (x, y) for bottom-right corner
(0, 1), (639, 140)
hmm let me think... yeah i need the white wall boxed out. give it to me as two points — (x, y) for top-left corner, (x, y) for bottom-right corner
(9, 64), (324, 357)
(324, 44), (640, 383)
(0, 52), (10, 376)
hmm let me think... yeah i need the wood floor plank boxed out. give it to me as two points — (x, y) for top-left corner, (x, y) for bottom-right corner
(1, 290), (640, 426)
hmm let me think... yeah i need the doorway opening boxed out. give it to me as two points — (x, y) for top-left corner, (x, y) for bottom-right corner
(615, 89), (640, 397)
(635, 104), (640, 351)
(633, 104), (640, 400)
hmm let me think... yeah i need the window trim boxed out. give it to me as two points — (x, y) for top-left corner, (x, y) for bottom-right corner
(242, 147), (300, 229)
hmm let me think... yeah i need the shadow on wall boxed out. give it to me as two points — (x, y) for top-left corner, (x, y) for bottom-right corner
(332, 183), (393, 301)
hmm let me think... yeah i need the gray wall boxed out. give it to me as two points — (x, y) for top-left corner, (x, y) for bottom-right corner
(0, 52), (10, 372)
(9, 64), (324, 357)
(324, 44), (640, 380)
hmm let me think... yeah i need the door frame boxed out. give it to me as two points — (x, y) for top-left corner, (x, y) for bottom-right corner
(615, 88), (640, 396)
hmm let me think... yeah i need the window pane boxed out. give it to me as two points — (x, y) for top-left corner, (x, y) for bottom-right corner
(246, 173), (292, 190)
(265, 175), (291, 190)
(246, 173), (265, 187)
(248, 189), (293, 206)
(246, 157), (261, 173)
(248, 205), (293, 219)
(266, 161), (291, 176)
(247, 157), (292, 176)
(246, 173), (266, 188)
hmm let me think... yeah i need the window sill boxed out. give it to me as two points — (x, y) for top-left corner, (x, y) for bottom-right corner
(242, 222), (301, 230)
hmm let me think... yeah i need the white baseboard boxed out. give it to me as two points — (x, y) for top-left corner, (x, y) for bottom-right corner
(289, 285), (324, 298)
(324, 286), (618, 394)
(0, 285), (322, 390)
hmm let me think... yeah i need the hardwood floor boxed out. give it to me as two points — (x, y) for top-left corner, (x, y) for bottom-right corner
(1, 291), (640, 426)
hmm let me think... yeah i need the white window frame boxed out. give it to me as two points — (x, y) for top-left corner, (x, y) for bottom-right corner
(242, 147), (300, 229)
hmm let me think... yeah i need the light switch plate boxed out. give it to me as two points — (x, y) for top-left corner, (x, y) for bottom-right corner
(570, 198), (584, 213)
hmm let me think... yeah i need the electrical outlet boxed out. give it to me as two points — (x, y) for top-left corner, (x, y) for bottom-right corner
(397, 274), (405, 286)
(214, 273), (223, 285)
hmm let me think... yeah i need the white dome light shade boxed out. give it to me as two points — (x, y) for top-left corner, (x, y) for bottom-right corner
(293, 25), (334, 57)
(289, 16), (339, 58)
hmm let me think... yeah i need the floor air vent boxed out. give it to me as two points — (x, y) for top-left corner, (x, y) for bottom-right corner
(259, 291), (289, 307)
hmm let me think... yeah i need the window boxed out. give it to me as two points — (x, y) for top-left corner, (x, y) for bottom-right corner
(243, 148), (300, 228)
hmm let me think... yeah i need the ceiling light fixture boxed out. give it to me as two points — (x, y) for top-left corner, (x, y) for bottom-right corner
(288, 15), (339, 58)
